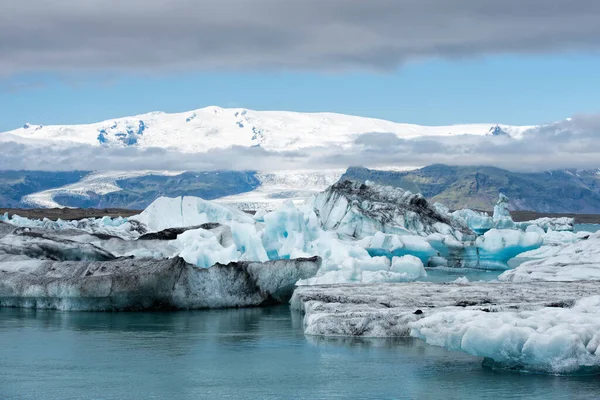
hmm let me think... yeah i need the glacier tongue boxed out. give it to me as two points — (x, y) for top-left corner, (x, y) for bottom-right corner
(291, 282), (600, 375)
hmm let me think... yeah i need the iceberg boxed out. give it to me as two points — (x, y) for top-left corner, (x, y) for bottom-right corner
(451, 209), (494, 235)
(0, 182), (559, 286)
(500, 231), (600, 282)
(0, 256), (321, 311)
(311, 180), (471, 239)
(492, 193), (515, 229)
(516, 217), (574, 232)
(130, 196), (254, 232)
(291, 282), (600, 375)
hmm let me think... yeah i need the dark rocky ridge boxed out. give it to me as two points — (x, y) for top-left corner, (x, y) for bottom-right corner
(342, 165), (600, 214)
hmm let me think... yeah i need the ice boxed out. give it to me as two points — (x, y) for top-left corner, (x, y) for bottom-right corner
(452, 276), (470, 284)
(451, 209), (494, 234)
(310, 180), (471, 239)
(473, 229), (543, 268)
(516, 217), (575, 232)
(0, 256), (321, 311)
(291, 282), (600, 375)
(492, 194), (515, 229)
(411, 296), (600, 375)
(172, 228), (239, 268)
(500, 231), (600, 282)
(390, 255), (427, 280)
(130, 196), (254, 232)
(1, 213), (140, 240)
(169, 222), (269, 268)
(0, 186), (565, 288)
(358, 232), (439, 265)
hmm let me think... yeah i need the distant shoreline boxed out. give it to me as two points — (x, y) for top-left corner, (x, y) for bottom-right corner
(2, 207), (600, 224)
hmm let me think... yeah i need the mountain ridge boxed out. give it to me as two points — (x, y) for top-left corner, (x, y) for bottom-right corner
(2, 106), (535, 154)
(341, 165), (600, 213)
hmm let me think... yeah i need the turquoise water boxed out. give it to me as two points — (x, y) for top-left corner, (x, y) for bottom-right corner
(575, 223), (600, 233)
(1, 306), (599, 399)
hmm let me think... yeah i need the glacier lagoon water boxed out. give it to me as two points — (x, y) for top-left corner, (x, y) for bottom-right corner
(575, 223), (600, 233)
(2, 306), (600, 400)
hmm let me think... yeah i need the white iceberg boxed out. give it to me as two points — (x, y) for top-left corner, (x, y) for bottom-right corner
(292, 282), (600, 375)
(500, 231), (600, 282)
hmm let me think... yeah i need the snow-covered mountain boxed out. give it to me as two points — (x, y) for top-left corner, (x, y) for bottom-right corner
(3, 106), (534, 153)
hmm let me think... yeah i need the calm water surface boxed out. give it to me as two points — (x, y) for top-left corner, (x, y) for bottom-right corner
(1, 306), (599, 400)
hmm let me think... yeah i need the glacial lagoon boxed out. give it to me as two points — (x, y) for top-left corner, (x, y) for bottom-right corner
(2, 306), (600, 400)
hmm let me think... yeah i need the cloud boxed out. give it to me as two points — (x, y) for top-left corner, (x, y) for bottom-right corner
(1, 113), (600, 173)
(1, 0), (600, 75)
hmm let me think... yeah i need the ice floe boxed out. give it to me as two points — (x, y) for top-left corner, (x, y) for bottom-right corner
(292, 282), (600, 375)
(0, 256), (321, 311)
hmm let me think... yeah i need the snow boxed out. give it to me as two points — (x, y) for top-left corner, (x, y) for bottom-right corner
(291, 282), (600, 375)
(2, 106), (535, 153)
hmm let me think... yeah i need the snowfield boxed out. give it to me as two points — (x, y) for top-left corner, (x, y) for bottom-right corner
(3, 106), (534, 153)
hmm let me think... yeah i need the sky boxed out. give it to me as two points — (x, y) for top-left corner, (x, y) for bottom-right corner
(2, 53), (600, 131)
(1, 0), (600, 171)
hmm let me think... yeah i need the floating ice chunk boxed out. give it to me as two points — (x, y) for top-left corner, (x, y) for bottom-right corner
(1, 214), (139, 239)
(473, 229), (543, 269)
(516, 217), (575, 232)
(172, 228), (239, 268)
(359, 232), (439, 265)
(0, 256), (321, 310)
(229, 221), (269, 262)
(492, 193), (515, 229)
(292, 282), (600, 375)
(390, 255), (426, 280)
(452, 276), (470, 284)
(452, 209), (494, 234)
(0, 227), (116, 261)
(500, 231), (600, 282)
(131, 196), (254, 232)
(261, 200), (321, 260)
(411, 296), (600, 375)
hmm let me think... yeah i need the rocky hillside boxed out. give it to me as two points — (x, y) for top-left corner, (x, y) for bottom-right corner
(341, 165), (600, 213)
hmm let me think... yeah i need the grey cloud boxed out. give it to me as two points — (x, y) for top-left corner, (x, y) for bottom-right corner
(1, 0), (600, 75)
